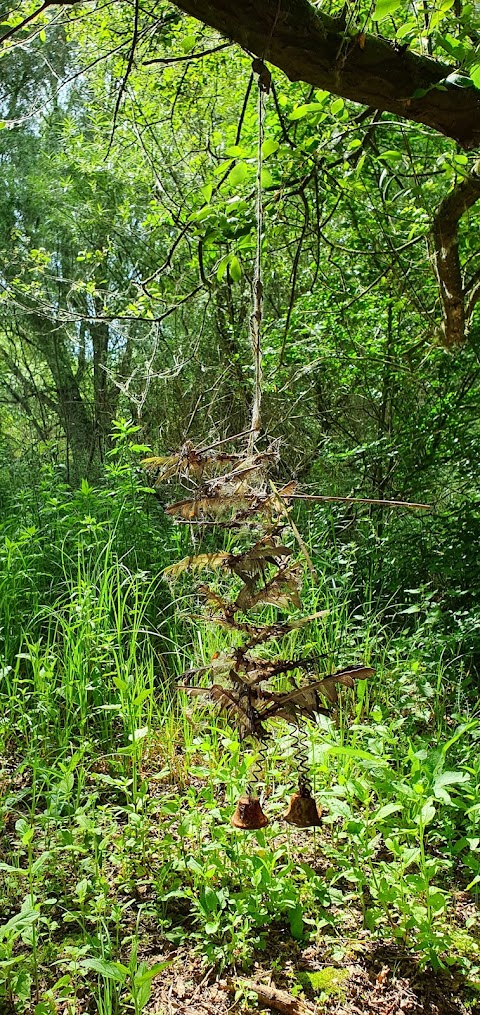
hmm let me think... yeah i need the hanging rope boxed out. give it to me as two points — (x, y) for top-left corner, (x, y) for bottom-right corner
(248, 60), (270, 453)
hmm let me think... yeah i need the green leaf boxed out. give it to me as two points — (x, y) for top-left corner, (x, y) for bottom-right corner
(437, 31), (466, 58)
(128, 726), (148, 742)
(80, 958), (127, 982)
(420, 802), (436, 824)
(229, 255), (242, 282)
(470, 63), (480, 88)
(224, 145), (249, 157)
(216, 254), (230, 281)
(288, 102), (324, 120)
(331, 97), (344, 115)
(430, 0), (454, 29)
(181, 35), (196, 53)
(227, 161), (249, 186)
(373, 0), (402, 18)
(262, 138), (279, 158)
(372, 802), (403, 822)
(396, 19), (417, 38)
(434, 770), (469, 788)
(324, 744), (389, 765)
(288, 904), (304, 941)
(213, 159), (233, 177)
(138, 961), (171, 979)
(12, 970), (31, 1001)
(261, 167), (273, 188)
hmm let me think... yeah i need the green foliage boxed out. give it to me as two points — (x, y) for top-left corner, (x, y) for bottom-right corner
(1, 2), (480, 1010)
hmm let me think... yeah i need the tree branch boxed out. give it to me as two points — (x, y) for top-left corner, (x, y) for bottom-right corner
(169, 0), (480, 148)
(432, 161), (480, 347)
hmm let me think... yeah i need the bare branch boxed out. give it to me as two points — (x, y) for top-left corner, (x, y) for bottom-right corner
(143, 41), (231, 65)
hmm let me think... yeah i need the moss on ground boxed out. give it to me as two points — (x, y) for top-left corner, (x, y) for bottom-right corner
(295, 967), (350, 999)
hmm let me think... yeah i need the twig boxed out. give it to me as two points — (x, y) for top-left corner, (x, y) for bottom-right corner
(105, 0), (139, 158)
(223, 977), (318, 1015)
(269, 480), (318, 581)
(287, 493), (431, 509)
(143, 42), (231, 65)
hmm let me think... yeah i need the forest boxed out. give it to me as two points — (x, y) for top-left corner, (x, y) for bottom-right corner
(1, 0), (480, 1012)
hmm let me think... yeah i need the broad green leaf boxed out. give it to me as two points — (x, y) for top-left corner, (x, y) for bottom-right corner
(470, 63), (480, 88)
(324, 744), (389, 765)
(438, 31), (468, 61)
(224, 145), (249, 157)
(289, 102), (324, 120)
(216, 254), (230, 281)
(181, 35), (196, 53)
(261, 167), (273, 188)
(396, 19), (417, 38)
(372, 802), (403, 822)
(213, 159), (233, 177)
(229, 255), (242, 282)
(12, 970), (31, 1001)
(373, 0), (402, 18)
(80, 958), (127, 982)
(190, 204), (214, 223)
(262, 138), (279, 158)
(430, 0), (454, 29)
(288, 904), (304, 941)
(434, 770), (469, 787)
(128, 726), (148, 742)
(227, 161), (249, 186)
(420, 802), (436, 824)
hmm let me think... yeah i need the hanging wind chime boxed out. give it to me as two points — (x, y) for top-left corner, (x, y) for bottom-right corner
(143, 60), (428, 830)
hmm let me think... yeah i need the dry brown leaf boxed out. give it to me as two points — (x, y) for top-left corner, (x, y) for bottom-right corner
(316, 678), (339, 704)
(142, 454), (183, 482)
(163, 552), (230, 578)
(197, 585), (231, 614)
(166, 494), (251, 519)
(235, 566), (302, 612)
(332, 664), (375, 681)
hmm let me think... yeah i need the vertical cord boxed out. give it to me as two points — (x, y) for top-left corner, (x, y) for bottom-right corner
(248, 77), (266, 453)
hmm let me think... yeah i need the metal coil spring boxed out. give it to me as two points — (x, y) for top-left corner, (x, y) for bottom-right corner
(286, 723), (312, 795)
(245, 735), (270, 796)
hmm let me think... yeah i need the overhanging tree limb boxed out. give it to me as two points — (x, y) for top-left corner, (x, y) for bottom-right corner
(432, 162), (480, 347)
(169, 0), (480, 148)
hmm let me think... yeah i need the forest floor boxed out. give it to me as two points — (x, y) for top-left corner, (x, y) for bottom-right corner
(2, 724), (480, 1015)
(2, 698), (480, 1015)
(145, 946), (475, 1015)
(142, 894), (478, 1015)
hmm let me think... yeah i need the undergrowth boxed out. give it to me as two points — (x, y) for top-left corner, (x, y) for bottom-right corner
(0, 433), (480, 1013)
